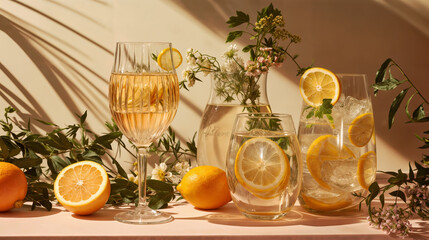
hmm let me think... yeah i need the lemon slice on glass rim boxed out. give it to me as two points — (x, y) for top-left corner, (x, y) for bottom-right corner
(299, 67), (341, 107)
(234, 137), (290, 197)
(157, 48), (182, 71)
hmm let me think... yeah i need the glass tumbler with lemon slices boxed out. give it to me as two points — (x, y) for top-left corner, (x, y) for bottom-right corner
(297, 69), (377, 213)
(226, 113), (302, 220)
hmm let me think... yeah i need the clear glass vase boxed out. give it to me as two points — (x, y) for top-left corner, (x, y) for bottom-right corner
(196, 72), (272, 170)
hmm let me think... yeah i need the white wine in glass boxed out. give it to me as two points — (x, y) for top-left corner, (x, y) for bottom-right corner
(109, 42), (179, 224)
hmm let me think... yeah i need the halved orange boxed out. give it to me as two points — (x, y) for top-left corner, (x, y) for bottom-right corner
(54, 161), (111, 215)
(234, 137), (290, 197)
(299, 67), (341, 107)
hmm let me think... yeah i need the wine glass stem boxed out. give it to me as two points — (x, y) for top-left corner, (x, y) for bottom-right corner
(137, 146), (150, 210)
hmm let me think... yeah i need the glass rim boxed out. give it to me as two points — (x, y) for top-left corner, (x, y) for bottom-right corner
(235, 112), (292, 118)
(336, 73), (366, 77)
(115, 42), (172, 46)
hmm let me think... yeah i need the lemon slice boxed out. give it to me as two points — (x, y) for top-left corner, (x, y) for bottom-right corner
(348, 113), (374, 147)
(234, 137), (290, 196)
(306, 135), (355, 190)
(157, 48), (182, 71)
(54, 161), (111, 215)
(299, 67), (341, 107)
(301, 193), (353, 212)
(357, 151), (377, 190)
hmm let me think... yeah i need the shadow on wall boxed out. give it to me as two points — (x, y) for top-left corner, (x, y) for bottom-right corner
(171, 0), (429, 166)
(0, 0), (112, 131)
(1, 0), (429, 168)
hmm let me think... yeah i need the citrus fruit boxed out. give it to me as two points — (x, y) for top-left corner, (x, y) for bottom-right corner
(306, 135), (355, 190)
(300, 193), (353, 212)
(357, 151), (377, 190)
(299, 67), (341, 107)
(176, 165), (231, 209)
(348, 112), (374, 147)
(234, 137), (290, 197)
(157, 48), (182, 71)
(0, 162), (27, 212)
(54, 161), (111, 215)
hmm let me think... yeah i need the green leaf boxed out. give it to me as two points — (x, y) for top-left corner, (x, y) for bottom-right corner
(388, 88), (409, 129)
(93, 132), (122, 150)
(412, 104), (425, 121)
(148, 191), (174, 209)
(405, 93), (417, 121)
(379, 194), (385, 208)
(374, 58), (393, 95)
(11, 157), (43, 168)
(226, 11), (249, 28)
(25, 141), (50, 155)
(371, 77), (402, 92)
(389, 190), (406, 203)
(226, 31), (243, 43)
(82, 150), (102, 163)
(408, 162), (415, 181)
(146, 179), (174, 192)
(79, 111), (87, 125)
(0, 137), (10, 159)
(242, 45), (255, 53)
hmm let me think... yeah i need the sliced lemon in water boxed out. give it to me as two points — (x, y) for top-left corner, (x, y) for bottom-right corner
(357, 151), (377, 190)
(234, 137), (290, 197)
(348, 112), (374, 147)
(157, 48), (182, 71)
(299, 67), (341, 107)
(306, 135), (355, 190)
(300, 193), (353, 212)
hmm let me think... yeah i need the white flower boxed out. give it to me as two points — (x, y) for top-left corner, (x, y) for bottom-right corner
(200, 58), (211, 76)
(223, 44), (238, 59)
(174, 161), (190, 177)
(151, 162), (168, 182)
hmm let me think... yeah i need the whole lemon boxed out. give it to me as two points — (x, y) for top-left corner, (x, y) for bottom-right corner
(0, 162), (27, 212)
(177, 165), (231, 209)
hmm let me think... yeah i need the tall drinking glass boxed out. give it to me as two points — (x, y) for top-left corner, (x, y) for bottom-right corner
(297, 74), (376, 213)
(109, 42), (179, 224)
(226, 113), (302, 220)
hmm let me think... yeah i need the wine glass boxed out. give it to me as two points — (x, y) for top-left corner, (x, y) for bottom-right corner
(226, 113), (302, 220)
(109, 42), (179, 224)
(297, 74), (377, 213)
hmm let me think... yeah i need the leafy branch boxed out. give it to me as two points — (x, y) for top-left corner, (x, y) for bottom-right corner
(354, 59), (429, 238)
(0, 107), (196, 211)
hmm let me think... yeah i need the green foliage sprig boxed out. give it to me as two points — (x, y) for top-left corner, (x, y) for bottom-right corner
(354, 59), (429, 238)
(0, 107), (196, 210)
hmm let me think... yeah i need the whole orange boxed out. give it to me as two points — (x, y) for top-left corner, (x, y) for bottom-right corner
(0, 162), (27, 212)
(176, 166), (231, 209)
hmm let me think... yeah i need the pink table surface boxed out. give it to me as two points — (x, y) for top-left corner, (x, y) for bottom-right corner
(0, 199), (427, 240)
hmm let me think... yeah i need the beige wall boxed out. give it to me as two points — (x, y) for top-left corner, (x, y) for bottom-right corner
(1, 0), (428, 171)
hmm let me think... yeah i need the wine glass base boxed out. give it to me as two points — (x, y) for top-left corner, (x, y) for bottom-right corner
(114, 208), (173, 225)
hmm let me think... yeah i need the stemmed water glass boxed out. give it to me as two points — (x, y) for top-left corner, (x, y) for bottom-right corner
(109, 42), (179, 224)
